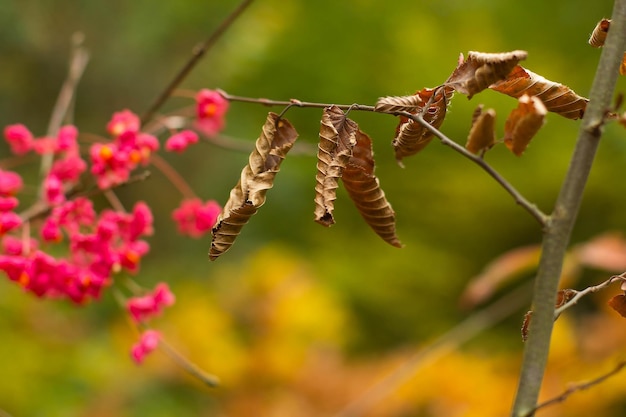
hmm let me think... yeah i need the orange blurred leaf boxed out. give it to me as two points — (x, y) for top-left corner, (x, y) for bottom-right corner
(445, 50), (528, 99)
(504, 94), (547, 156)
(342, 128), (402, 247)
(314, 106), (357, 226)
(460, 245), (541, 309)
(608, 293), (626, 318)
(575, 232), (626, 272)
(490, 65), (589, 120)
(465, 106), (496, 154)
(210, 113), (298, 260)
(392, 86), (454, 165)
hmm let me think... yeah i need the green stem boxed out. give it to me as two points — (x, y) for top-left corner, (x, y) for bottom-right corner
(510, 2), (626, 416)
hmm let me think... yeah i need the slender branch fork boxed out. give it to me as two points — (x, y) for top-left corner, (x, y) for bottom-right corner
(219, 90), (549, 227)
(554, 272), (626, 318)
(140, 0), (256, 126)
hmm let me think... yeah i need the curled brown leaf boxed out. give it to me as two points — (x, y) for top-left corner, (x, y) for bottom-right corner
(314, 106), (357, 226)
(589, 18), (611, 47)
(343, 129), (402, 248)
(465, 106), (496, 154)
(446, 50), (528, 98)
(393, 86), (454, 165)
(374, 94), (423, 114)
(490, 65), (588, 120)
(504, 94), (547, 156)
(209, 112), (298, 260)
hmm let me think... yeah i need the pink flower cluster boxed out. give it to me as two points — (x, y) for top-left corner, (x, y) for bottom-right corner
(4, 124), (87, 206)
(194, 89), (229, 137)
(0, 197), (153, 304)
(131, 329), (161, 364)
(0, 169), (23, 235)
(127, 282), (175, 323)
(90, 110), (159, 189)
(172, 198), (221, 238)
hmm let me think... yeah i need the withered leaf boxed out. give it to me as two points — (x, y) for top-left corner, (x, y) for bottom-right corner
(465, 106), (496, 154)
(374, 94), (423, 114)
(589, 18), (611, 47)
(314, 106), (357, 226)
(209, 112), (298, 260)
(393, 86), (454, 165)
(446, 50), (528, 99)
(504, 94), (547, 156)
(490, 65), (588, 120)
(522, 289), (577, 342)
(608, 293), (626, 318)
(342, 129), (402, 248)
(586, 20), (626, 75)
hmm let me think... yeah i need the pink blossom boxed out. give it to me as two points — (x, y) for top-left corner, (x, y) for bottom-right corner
(165, 130), (198, 153)
(127, 282), (175, 323)
(107, 110), (140, 138)
(131, 330), (161, 364)
(50, 153), (87, 182)
(41, 217), (62, 243)
(0, 170), (23, 196)
(194, 89), (229, 137)
(2, 235), (37, 256)
(44, 174), (64, 206)
(172, 198), (221, 238)
(90, 143), (132, 189)
(0, 212), (21, 235)
(0, 197), (18, 212)
(32, 137), (57, 155)
(4, 124), (33, 155)
(57, 125), (79, 152)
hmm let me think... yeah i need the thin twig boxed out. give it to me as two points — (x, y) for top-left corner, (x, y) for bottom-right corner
(140, 0), (256, 125)
(40, 32), (90, 189)
(521, 361), (626, 417)
(219, 90), (376, 112)
(554, 273), (626, 318)
(334, 282), (533, 417)
(149, 154), (197, 200)
(157, 337), (220, 388)
(403, 111), (549, 227)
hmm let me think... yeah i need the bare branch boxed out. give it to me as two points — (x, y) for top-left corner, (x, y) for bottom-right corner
(554, 273), (626, 318)
(401, 111), (549, 227)
(521, 361), (626, 417)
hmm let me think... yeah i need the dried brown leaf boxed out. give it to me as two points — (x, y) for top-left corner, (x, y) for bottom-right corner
(374, 94), (423, 113)
(589, 18), (611, 47)
(490, 65), (588, 120)
(504, 94), (547, 156)
(209, 113), (298, 260)
(392, 86), (454, 165)
(314, 106), (357, 226)
(465, 107), (496, 154)
(522, 289), (577, 342)
(446, 50), (528, 98)
(608, 293), (626, 318)
(342, 129), (402, 247)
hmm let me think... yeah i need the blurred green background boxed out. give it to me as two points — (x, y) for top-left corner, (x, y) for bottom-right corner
(2, 1), (626, 416)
